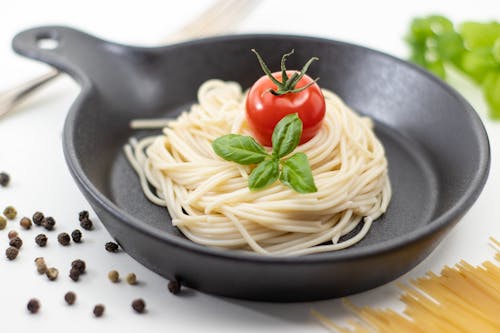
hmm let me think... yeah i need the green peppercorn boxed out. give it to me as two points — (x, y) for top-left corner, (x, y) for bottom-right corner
(0, 172), (10, 187)
(35, 257), (47, 274)
(46, 267), (59, 281)
(93, 304), (105, 317)
(32, 212), (44, 226)
(6, 246), (19, 260)
(3, 206), (17, 220)
(20, 217), (32, 230)
(64, 291), (76, 305)
(35, 234), (48, 247)
(108, 270), (120, 283)
(131, 299), (146, 313)
(126, 273), (137, 285)
(8, 230), (18, 240)
(9, 236), (23, 249)
(0, 216), (6, 230)
(27, 299), (40, 314)
(71, 229), (82, 243)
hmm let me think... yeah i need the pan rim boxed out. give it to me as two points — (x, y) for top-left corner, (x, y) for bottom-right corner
(62, 33), (490, 264)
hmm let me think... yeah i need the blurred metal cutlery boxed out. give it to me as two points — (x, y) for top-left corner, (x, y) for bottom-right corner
(0, 0), (259, 118)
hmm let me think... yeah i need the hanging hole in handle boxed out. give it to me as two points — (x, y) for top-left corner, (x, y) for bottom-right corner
(35, 31), (60, 50)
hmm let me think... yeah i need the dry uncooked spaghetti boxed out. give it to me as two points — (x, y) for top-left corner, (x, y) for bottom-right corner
(124, 79), (391, 256)
(313, 237), (500, 332)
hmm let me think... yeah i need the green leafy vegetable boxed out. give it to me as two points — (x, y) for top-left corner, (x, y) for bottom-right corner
(406, 15), (500, 120)
(212, 134), (268, 165)
(212, 114), (317, 193)
(280, 153), (317, 193)
(248, 159), (280, 190)
(271, 113), (302, 158)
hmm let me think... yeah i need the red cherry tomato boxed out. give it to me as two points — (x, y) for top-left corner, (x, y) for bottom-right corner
(246, 70), (326, 147)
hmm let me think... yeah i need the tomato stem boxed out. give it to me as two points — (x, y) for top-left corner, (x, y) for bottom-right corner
(251, 49), (320, 96)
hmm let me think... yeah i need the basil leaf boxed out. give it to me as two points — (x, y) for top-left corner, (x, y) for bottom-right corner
(248, 159), (279, 191)
(212, 134), (269, 165)
(272, 113), (303, 159)
(280, 153), (317, 193)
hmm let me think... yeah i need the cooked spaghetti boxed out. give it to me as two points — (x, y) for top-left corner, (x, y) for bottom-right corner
(124, 79), (391, 256)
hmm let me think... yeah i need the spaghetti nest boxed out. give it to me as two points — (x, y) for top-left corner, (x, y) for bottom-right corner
(125, 80), (391, 256)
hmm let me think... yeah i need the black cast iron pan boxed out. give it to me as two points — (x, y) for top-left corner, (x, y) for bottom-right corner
(12, 26), (490, 302)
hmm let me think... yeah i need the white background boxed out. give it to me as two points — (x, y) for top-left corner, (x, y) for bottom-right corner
(1, 0), (499, 332)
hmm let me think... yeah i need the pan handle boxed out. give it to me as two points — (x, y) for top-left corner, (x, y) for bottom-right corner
(12, 26), (132, 88)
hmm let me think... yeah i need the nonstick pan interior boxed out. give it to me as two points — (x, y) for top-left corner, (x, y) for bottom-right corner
(12, 27), (490, 301)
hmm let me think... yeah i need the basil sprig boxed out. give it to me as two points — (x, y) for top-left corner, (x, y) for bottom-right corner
(212, 114), (317, 193)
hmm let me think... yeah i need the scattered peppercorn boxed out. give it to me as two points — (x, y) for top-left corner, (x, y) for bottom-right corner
(168, 279), (181, 295)
(131, 299), (146, 313)
(8, 230), (18, 240)
(69, 268), (81, 282)
(105, 241), (119, 253)
(5, 246), (19, 260)
(80, 217), (93, 230)
(78, 210), (89, 221)
(126, 273), (137, 285)
(3, 206), (17, 220)
(57, 232), (71, 246)
(0, 216), (6, 230)
(9, 236), (23, 249)
(20, 217), (32, 230)
(108, 270), (120, 283)
(71, 229), (82, 243)
(0, 172), (10, 187)
(46, 267), (59, 281)
(64, 291), (76, 305)
(27, 299), (40, 314)
(35, 257), (47, 274)
(32, 212), (44, 226)
(35, 234), (48, 247)
(93, 304), (105, 317)
(42, 216), (55, 231)
(71, 259), (86, 275)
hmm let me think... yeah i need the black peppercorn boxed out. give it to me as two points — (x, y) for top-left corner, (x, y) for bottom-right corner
(71, 259), (86, 275)
(8, 230), (18, 240)
(9, 236), (23, 249)
(42, 216), (56, 231)
(57, 232), (71, 246)
(0, 216), (6, 230)
(20, 217), (32, 230)
(168, 279), (181, 295)
(80, 217), (93, 230)
(27, 298), (40, 314)
(6, 246), (19, 260)
(3, 206), (17, 220)
(71, 229), (82, 243)
(64, 291), (76, 305)
(69, 268), (81, 282)
(105, 241), (119, 253)
(78, 210), (89, 221)
(131, 299), (146, 313)
(93, 304), (105, 317)
(35, 234), (48, 247)
(32, 212), (44, 226)
(0, 172), (10, 187)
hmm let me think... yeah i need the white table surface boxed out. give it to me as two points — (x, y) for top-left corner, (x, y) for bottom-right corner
(1, 1), (499, 332)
